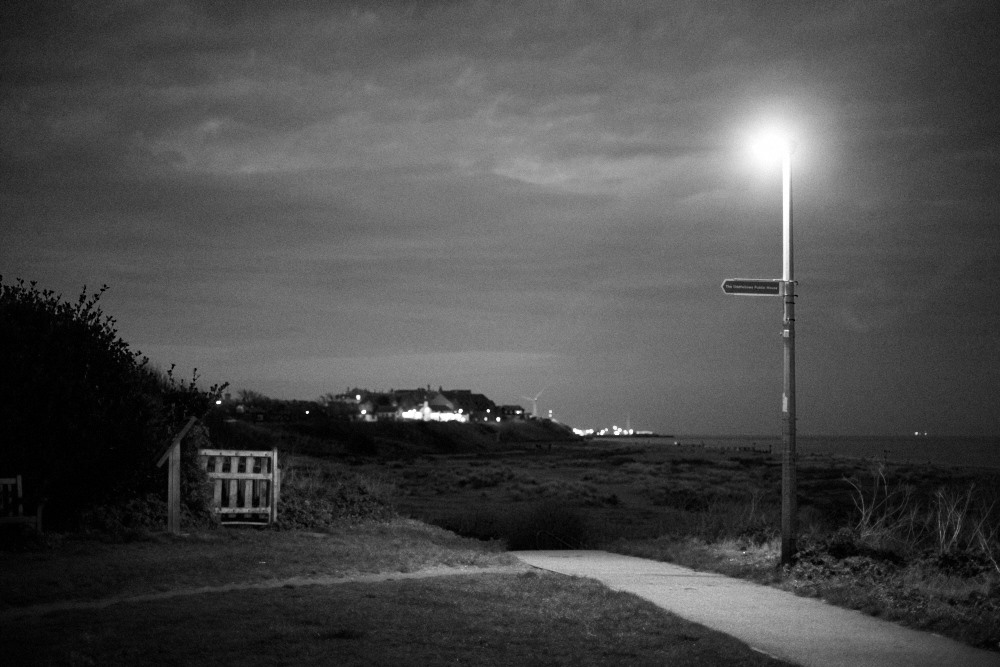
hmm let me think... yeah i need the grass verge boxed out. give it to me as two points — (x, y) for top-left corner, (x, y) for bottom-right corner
(367, 442), (1000, 652)
(607, 534), (1000, 651)
(0, 519), (511, 610)
(3, 571), (793, 666)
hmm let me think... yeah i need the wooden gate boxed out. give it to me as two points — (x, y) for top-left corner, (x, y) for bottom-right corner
(198, 449), (280, 525)
(0, 475), (44, 532)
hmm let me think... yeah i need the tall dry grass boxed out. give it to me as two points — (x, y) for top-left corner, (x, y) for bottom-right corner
(845, 463), (1000, 571)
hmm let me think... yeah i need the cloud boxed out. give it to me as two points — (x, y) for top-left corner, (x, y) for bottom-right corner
(2, 0), (998, 434)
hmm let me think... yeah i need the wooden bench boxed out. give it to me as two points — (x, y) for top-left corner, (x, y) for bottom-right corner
(0, 475), (44, 532)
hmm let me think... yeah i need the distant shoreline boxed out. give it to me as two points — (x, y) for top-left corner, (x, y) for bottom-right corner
(588, 434), (1000, 469)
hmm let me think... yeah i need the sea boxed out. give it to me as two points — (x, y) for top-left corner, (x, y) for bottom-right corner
(598, 434), (1000, 470)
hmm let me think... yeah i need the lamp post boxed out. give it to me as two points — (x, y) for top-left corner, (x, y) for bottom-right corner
(724, 132), (799, 564)
(779, 141), (797, 565)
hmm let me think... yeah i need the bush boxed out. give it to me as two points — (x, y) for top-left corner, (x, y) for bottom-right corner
(276, 463), (396, 530)
(79, 495), (168, 541)
(434, 501), (591, 550)
(178, 421), (218, 525)
(0, 278), (226, 529)
(506, 501), (590, 550)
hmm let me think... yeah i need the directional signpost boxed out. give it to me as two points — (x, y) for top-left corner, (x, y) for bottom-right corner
(721, 279), (783, 296)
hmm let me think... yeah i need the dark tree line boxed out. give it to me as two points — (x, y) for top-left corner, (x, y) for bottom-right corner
(0, 277), (226, 529)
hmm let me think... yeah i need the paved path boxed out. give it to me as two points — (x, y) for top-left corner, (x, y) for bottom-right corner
(513, 550), (1000, 667)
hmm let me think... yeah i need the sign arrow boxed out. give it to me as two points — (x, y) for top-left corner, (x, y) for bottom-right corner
(722, 278), (783, 296)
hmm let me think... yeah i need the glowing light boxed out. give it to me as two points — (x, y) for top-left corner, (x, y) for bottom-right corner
(752, 128), (795, 165)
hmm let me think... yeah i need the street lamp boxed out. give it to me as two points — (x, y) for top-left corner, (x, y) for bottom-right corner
(778, 139), (797, 565)
(755, 131), (797, 564)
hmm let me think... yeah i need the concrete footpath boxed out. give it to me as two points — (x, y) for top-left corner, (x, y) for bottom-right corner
(512, 550), (1000, 667)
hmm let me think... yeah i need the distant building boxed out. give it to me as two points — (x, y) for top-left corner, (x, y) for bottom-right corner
(441, 390), (498, 421)
(400, 396), (468, 422)
(373, 395), (401, 421)
(306, 385), (521, 424)
(357, 399), (376, 422)
(500, 404), (526, 420)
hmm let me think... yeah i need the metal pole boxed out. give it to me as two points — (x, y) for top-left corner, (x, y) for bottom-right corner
(781, 148), (797, 564)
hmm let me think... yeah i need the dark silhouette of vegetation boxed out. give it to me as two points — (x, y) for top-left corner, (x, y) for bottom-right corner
(0, 277), (226, 530)
(434, 501), (590, 550)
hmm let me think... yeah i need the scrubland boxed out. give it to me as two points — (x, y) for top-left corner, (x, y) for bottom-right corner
(212, 417), (1000, 652)
(2, 449), (788, 666)
(10, 279), (985, 660)
(345, 435), (1000, 651)
(4, 417), (998, 659)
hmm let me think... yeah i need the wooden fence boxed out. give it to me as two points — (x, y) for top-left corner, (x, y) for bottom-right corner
(198, 449), (280, 525)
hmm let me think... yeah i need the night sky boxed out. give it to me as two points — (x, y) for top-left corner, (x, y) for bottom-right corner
(3, 1), (999, 436)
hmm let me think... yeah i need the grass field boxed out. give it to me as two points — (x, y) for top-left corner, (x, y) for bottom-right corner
(211, 420), (1000, 651)
(1, 523), (791, 666)
(0, 520), (512, 610)
(4, 422), (998, 660)
(358, 440), (993, 546)
(348, 438), (1000, 651)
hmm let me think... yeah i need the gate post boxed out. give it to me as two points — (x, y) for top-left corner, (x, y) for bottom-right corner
(270, 448), (280, 524)
(155, 416), (198, 535)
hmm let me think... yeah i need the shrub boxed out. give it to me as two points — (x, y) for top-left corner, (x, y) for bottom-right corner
(457, 466), (515, 489)
(177, 421), (218, 525)
(434, 508), (508, 542)
(434, 501), (591, 550)
(0, 278), (226, 529)
(203, 414), (278, 451)
(505, 501), (590, 550)
(79, 494), (168, 541)
(276, 463), (396, 529)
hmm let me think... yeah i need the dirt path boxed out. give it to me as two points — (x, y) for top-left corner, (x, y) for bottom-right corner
(0, 563), (528, 620)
